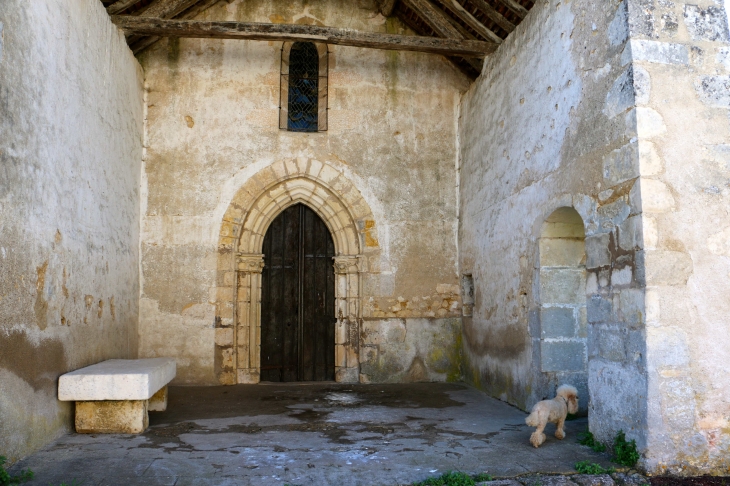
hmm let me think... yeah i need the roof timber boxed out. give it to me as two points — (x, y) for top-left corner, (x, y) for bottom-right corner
(111, 16), (498, 57)
(433, 0), (503, 43)
(101, 0), (534, 80)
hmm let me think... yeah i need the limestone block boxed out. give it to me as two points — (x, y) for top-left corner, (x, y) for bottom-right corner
(541, 307), (576, 338)
(619, 288), (645, 327)
(540, 269), (586, 304)
(623, 39), (689, 65)
(571, 474), (615, 486)
(635, 108), (667, 139)
(585, 234), (611, 269)
(75, 400), (148, 434)
(707, 226), (730, 257)
(619, 215), (642, 251)
(638, 141), (663, 176)
(587, 295), (613, 324)
(605, 68), (638, 119)
(644, 250), (693, 286)
(214, 328), (233, 347)
(541, 341), (585, 372)
(603, 143), (639, 185)
(236, 369), (259, 384)
(640, 179), (675, 213)
(611, 266), (633, 287)
(58, 358), (176, 401)
(647, 327), (690, 369)
(659, 376), (697, 430)
(148, 385), (168, 412)
(695, 75), (730, 109)
(591, 328), (627, 363)
(683, 5), (730, 42)
(539, 238), (586, 267)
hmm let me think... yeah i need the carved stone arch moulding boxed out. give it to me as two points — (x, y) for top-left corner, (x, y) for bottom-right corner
(214, 158), (379, 385)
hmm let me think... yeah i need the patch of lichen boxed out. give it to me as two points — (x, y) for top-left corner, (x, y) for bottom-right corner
(424, 319), (463, 382)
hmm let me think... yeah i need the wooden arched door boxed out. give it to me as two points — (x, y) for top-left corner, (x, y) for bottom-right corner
(260, 204), (336, 382)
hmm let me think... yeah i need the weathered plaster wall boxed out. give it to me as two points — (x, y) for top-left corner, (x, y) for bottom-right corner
(627, 0), (730, 475)
(0, 0), (144, 463)
(459, 0), (649, 451)
(138, 0), (466, 384)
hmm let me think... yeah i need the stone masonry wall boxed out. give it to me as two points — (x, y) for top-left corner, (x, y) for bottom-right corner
(626, 0), (730, 475)
(138, 0), (465, 384)
(0, 0), (144, 463)
(459, 0), (650, 452)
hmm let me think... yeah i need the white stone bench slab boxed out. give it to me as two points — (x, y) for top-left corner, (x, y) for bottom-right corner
(58, 358), (176, 401)
(58, 358), (176, 434)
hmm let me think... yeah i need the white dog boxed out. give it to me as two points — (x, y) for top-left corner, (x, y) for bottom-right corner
(525, 384), (579, 448)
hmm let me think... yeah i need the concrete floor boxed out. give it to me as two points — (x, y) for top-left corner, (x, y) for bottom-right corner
(11, 383), (616, 485)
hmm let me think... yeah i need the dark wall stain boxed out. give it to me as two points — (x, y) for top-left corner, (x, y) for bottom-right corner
(462, 317), (527, 360)
(34, 260), (48, 330)
(0, 329), (67, 393)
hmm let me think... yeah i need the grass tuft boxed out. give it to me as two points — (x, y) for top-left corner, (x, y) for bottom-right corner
(413, 470), (493, 485)
(0, 456), (34, 485)
(577, 429), (607, 453)
(574, 460), (615, 475)
(612, 430), (639, 467)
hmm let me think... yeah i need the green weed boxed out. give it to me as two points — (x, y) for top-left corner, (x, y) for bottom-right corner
(0, 456), (34, 485)
(413, 470), (493, 485)
(574, 461), (615, 475)
(612, 430), (639, 467)
(577, 429), (606, 453)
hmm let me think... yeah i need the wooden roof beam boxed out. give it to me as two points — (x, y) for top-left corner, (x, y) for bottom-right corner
(434, 0), (503, 43)
(494, 0), (529, 20)
(111, 16), (498, 57)
(466, 0), (516, 33)
(106, 0), (141, 15)
(129, 0), (221, 53)
(401, 0), (463, 39)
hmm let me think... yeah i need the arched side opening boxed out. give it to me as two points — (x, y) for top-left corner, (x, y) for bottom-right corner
(538, 207), (588, 413)
(214, 158), (379, 385)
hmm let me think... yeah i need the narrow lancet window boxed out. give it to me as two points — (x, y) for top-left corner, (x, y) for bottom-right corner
(280, 42), (327, 132)
(287, 42), (319, 132)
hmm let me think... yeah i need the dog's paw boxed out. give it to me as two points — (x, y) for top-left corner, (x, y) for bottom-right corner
(555, 429), (565, 440)
(530, 431), (546, 448)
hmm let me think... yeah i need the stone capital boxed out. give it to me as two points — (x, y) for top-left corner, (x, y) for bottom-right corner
(333, 255), (363, 274)
(237, 253), (265, 273)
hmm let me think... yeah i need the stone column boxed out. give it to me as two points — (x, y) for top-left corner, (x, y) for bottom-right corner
(236, 253), (264, 384)
(333, 255), (364, 383)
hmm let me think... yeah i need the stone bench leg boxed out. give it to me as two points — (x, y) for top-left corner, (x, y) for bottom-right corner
(75, 400), (149, 434)
(148, 385), (168, 412)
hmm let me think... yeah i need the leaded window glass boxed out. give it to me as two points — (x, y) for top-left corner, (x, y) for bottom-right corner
(287, 42), (319, 132)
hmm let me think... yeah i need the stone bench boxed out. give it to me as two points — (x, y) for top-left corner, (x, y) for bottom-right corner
(58, 358), (176, 434)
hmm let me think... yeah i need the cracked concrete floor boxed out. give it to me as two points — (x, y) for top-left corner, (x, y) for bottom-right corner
(10, 383), (615, 485)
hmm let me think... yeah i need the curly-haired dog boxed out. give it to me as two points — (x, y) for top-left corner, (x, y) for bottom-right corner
(525, 384), (579, 448)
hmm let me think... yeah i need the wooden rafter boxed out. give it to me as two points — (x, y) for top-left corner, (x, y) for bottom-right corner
(434, 0), (502, 43)
(401, 0), (463, 39)
(465, 0), (515, 33)
(111, 16), (498, 57)
(106, 0), (141, 15)
(129, 0), (221, 53)
(494, 0), (529, 20)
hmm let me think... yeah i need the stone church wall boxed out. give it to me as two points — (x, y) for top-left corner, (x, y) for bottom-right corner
(629, 0), (730, 475)
(0, 0), (144, 463)
(137, 0), (466, 384)
(459, 0), (650, 455)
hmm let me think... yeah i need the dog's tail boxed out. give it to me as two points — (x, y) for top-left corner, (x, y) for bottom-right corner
(525, 410), (541, 427)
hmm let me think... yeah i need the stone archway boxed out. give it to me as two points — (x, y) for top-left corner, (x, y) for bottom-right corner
(214, 158), (379, 385)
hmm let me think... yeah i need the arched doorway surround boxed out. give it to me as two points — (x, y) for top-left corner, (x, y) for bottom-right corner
(214, 158), (379, 385)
